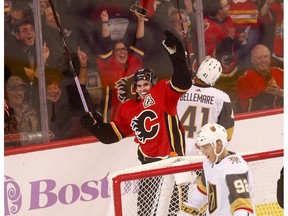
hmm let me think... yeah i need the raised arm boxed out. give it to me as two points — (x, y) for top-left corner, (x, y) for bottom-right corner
(100, 10), (110, 38)
(77, 46), (88, 85)
(162, 31), (192, 91)
(134, 12), (147, 39)
(34, 42), (50, 79)
(260, 0), (276, 17)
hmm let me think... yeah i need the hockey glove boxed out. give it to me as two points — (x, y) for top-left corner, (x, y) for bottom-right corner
(162, 30), (186, 62)
(172, 161), (194, 185)
(80, 111), (103, 133)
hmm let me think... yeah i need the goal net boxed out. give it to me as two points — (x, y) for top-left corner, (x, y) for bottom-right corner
(107, 149), (283, 216)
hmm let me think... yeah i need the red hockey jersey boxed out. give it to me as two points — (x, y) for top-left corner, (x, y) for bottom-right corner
(113, 79), (186, 158)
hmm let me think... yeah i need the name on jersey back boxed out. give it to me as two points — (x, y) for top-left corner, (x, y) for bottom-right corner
(179, 92), (214, 105)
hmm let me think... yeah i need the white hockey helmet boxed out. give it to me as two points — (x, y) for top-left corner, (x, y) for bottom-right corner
(196, 123), (228, 148)
(196, 57), (222, 86)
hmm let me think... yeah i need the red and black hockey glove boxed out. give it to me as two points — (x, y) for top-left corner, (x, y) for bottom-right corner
(80, 111), (103, 133)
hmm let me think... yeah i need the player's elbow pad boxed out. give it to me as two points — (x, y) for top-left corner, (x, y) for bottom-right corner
(233, 209), (254, 216)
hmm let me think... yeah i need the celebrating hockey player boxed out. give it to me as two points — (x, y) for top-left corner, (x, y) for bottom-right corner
(81, 30), (192, 164)
(177, 57), (234, 156)
(176, 123), (255, 216)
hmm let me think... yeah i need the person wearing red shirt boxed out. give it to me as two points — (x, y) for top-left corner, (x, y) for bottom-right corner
(237, 44), (283, 112)
(97, 9), (145, 122)
(228, 0), (264, 71)
(260, 0), (283, 68)
(168, 9), (199, 75)
(82, 30), (191, 216)
(81, 31), (191, 164)
(202, 0), (247, 112)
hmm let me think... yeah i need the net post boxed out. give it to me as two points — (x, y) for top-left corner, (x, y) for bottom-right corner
(112, 176), (123, 216)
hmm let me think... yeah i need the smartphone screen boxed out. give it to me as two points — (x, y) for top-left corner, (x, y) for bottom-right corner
(130, 4), (148, 17)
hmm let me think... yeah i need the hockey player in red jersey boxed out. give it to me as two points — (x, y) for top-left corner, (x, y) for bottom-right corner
(176, 123), (255, 216)
(81, 30), (192, 164)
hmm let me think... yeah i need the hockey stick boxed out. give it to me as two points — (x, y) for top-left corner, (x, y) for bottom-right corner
(47, 0), (97, 124)
(177, 184), (202, 215)
(175, 0), (192, 74)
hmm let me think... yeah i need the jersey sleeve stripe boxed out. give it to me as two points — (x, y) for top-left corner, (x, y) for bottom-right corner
(103, 86), (111, 123)
(166, 114), (185, 156)
(226, 127), (234, 141)
(170, 80), (190, 93)
(99, 50), (113, 59)
(230, 198), (254, 215)
(129, 45), (144, 56)
(110, 122), (123, 141)
(197, 176), (207, 195)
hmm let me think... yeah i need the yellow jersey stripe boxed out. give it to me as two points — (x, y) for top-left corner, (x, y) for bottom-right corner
(110, 122), (123, 141)
(170, 80), (190, 93)
(99, 50), (113, 59)
(129, 45), (144, 56)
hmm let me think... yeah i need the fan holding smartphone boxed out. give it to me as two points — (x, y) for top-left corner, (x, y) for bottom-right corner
(130, 4), (149, 17)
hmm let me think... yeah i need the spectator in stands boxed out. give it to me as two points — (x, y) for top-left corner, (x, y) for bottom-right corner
(45, 47), (93, 140)
(45, 70), (79, 141)
(259, 0), (283, 68)
(97, 9), (146, 122)
(42, 5), (82, 74)
(4, 2), (33, 41)
(40, 0), (49, 14)
(4, 65), (18, 135)
(202, 0), (248, 113)
(144, 6), (199, 83)
(167, 0), (197, 28)
(228, 0), (264, 72)
(177, 123), (255, 216)
(168, 9), (198, 75)
(4, 97), (18, 135)
(177, 57), (234, 156)
(5, 17), (50, 114)
(5, 76), (39, 133)
(237, 44), (283, 112)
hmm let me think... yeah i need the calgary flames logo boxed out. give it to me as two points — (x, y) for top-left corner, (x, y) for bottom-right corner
(131, 109), (159, 144)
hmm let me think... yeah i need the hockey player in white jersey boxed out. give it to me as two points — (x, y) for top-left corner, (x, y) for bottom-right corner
(176, 123), (255, 216)
(177, 57), (234, 156)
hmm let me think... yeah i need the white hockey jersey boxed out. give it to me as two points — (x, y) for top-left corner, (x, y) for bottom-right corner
(177, 84), (234, 156)
(192, 152), (255, 215)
